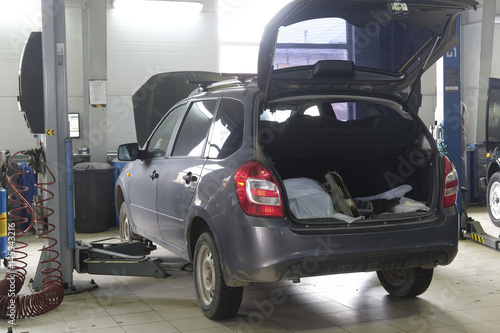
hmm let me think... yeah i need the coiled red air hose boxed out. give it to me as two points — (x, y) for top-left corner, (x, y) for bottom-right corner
(0, 151), (64, 319)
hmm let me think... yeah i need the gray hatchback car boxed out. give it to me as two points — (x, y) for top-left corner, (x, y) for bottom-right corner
(115, 0), (477, 319)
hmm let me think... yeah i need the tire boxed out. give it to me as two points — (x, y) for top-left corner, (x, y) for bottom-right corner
(119, 202), (140, 242)
(487, 172), (500, 227)
(377, 267), (433, 298)
(194, 232), (243, 319)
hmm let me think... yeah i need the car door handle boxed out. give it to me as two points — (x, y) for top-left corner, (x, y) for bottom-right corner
(150, 170), (159, 181)
(182, 172), (198, 184)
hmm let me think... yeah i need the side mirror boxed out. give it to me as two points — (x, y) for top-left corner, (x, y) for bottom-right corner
(117, 143), (141, 161)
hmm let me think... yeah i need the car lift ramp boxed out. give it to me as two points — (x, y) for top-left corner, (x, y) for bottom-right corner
(74, 238), (192, 278)
(463, 218), (500, 251)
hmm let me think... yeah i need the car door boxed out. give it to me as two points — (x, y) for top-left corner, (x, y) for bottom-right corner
(127, 104), (186, 238)
(157, 99), (218, 250)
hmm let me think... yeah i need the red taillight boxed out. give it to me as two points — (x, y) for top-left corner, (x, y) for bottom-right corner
(441, 156), (459, 208)
(234, 161), (284, 218)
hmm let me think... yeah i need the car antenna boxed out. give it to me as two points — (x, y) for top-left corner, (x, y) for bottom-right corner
(402, 36), (441, 112)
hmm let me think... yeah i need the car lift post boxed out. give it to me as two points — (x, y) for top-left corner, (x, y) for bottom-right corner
(463, 219), (500, 251)
(30, 0), (95, 293)
(28, 1), (190, 293)
(438, 14), (500, 252)
(442, 16), (463, 218)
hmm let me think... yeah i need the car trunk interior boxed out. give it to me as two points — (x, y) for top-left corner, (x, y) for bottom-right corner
(259, 99), (437, 222)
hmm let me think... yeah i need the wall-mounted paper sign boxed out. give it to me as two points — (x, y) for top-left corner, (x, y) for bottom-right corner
(68, 113), (80, 138)
(89, 80), (107, 105)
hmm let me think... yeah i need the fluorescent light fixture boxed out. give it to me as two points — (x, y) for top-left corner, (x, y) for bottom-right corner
(496, 15), (500, 24)
(150, 0), (203, 13)
(115, 0), (203, 13)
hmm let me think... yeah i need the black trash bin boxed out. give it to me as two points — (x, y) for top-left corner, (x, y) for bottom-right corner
(73, 162), (115, 233)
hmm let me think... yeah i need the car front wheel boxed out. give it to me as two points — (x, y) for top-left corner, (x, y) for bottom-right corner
(487, 172), (500, 227)
(194, 232), (243, 319)
(119, 202), (141, 242)
(377, 267), (433, 298)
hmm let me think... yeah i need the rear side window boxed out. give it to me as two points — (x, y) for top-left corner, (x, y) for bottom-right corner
(332, 102), (368, 121)
(208, 98), (245, 159)
(172, 100), (217, 157)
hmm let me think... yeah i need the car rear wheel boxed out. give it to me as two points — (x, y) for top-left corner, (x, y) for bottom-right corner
(487, 172), (500, 227)
(194, 232), (243, 319)
(377, 267), (433, 298)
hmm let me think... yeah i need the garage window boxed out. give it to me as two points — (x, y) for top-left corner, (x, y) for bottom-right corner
(218, 0), (292, 73)
(273, 16), (433, 75)
(274, 17), (349, 69)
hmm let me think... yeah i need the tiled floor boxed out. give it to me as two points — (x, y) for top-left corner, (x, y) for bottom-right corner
(3, 206), (500, 333)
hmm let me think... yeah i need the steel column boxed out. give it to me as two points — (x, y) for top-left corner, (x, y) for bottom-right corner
(31, 0), (73, 290)
(82, 0), (108, 162)
(443, 16), (463, 216)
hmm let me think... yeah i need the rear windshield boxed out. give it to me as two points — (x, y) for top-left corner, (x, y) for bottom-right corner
(274, 17), (433, 74)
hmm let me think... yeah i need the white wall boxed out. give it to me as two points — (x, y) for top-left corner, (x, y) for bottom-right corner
(103, 1), (217, 152)
(462, 20), (482, 146)
(419, 65), (438, 130)
(0, 0), (217, 154)
(491, 24), (500, 78)
(461, 0), (500, 146)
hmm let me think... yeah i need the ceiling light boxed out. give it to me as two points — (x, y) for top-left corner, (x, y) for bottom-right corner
(115, 0), (203, 13)
(148, 0), (203, 13)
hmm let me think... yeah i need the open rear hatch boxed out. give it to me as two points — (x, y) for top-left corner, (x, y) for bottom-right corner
(257, 0), (477, 107)
(256, 0), (476, 225)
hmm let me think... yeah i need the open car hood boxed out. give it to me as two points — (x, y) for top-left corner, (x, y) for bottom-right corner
(258, 0), (477, 104)
(132, 71), (235, 147)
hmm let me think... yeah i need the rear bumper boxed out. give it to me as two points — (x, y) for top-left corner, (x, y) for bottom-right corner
(209, 205), (459, 283)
